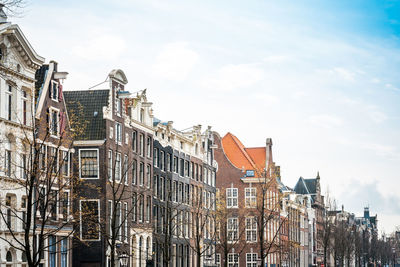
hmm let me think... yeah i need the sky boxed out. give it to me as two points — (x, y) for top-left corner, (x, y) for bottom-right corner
(12, 0), (400, 234)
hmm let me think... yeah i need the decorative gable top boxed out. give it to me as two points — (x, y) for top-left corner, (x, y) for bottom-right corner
(0, 23), (44, 70)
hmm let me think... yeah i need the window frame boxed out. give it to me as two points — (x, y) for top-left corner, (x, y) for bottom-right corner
(79, 149), (99, 179)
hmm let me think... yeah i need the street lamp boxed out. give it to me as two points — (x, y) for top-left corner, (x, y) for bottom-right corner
(119, 253), (129, 267)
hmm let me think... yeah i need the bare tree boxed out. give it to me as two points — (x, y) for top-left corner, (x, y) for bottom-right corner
(214, 189), (247, 267)
(0, 95), (85, 267)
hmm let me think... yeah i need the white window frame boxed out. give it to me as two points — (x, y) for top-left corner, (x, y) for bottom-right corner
(226, 188), (238, 208)
(79, 199), (100, 241)
(79, 149), (99, 179)
(49, 107), (60, 137)
(246, 217), (257, 242)
(246, 253), (258, 267)
(228, 253), (239, 267)
(115, 122), (122, 144)
(115, 152), (121, 182)
(227, 217), (239, 242)
(50, 80), (59, 101)
(245, 187), (257, 208)
(108, 150), (113, 181)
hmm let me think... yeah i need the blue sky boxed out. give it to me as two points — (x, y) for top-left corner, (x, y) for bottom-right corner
(14, 0), (400, 233)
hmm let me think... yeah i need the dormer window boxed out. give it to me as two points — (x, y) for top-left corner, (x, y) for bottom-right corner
(50, 80), (58, 101)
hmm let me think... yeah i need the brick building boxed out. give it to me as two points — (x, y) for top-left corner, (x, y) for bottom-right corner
(65, 69), (154, 267)
(213, 132), (281, 267)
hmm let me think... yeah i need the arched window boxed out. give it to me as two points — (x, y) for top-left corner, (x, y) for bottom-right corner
(139, 236), (143, 267)
(6, 251), (12, 261)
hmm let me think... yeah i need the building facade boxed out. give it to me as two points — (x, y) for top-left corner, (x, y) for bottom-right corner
(65, 70), (154, 267)
(213, 132), (281, 267)
(0, 11), (44, 266)
(152, 122), (216, 267)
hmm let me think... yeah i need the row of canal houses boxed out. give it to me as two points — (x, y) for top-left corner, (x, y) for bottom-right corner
(0, 12), (329, 267)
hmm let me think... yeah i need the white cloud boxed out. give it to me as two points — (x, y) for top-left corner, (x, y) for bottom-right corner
(203, 63), (264, 92)
(307, 114), (343, 129)
(152, 42), (199, 82)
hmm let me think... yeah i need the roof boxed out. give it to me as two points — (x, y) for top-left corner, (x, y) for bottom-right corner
(64, 90), (109, 140)
(221, 132), (266, 172)
(294, 177), (317, 195)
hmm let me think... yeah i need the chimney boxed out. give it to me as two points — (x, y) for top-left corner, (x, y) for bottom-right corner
(266, 138), (273, 171)
(0, 4), (7, 24)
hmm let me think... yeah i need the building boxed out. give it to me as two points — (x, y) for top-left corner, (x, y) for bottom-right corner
(152, 121), (216, 267)
(64, 70), (154, 267)
(0, 9), (44, 266)
(294, 174), (325, 266)
(213, 132), (281, 267)
(34, 61), (74, 266)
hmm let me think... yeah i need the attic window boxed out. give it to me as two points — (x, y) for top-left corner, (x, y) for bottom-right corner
(17, 64), (21, 72)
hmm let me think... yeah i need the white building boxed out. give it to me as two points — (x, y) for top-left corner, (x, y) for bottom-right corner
(0, 8), (44, 266)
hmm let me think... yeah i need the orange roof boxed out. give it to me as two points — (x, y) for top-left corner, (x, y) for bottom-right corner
(222, 132), (266, 171)
(245, 147), (266, 170)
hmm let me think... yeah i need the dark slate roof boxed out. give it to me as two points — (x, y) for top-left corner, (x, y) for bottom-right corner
(64, 90), (109, 140)
(294, 177), (317, 195)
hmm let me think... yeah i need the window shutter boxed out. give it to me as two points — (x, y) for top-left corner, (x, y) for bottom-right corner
(58, 84), (63, 101)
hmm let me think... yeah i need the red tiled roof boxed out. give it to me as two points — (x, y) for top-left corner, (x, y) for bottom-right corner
(222, 132), (266, 171)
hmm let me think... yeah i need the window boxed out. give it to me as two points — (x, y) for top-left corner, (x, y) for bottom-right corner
(154, 148), (159, 167)
(226, 188), (238, 208)
(61, 151), (69, 177)
(140, 134), (144, 156)
(173, 156), (178, 173)
(185, 160), (189, 177)
(39, 145), (46, 170)
(51, 80), (58, 101)
(61, 191), (69, 221)
(227, 218), (238, 241)
(116, 97), (122, 116)
(115, 153), (121, 182)
(132, 131), (137, 152)
(6, 85), (12, 121)
(147, 137), (152, 157)
(49, 190), (58, 220)
(245, 188), (257, 208)
(246, 217), (257, 242)
(139, 195), (144, 222)
(160, 151), (165, 170)
(132, 193), (137, 222)
(49, 147), (58, 174)
(228, 253), (239, 267)
(108, 150), (113, 180)
(124, 155), (129, 184)
(21, 196), (27, 228)
(167, 153), (172, 172)
(116, 122), (122, 143)
(132, 160), (137, 185)
(79, 150), (99, 179)
(5, 150), (11, 176)
(146, 196), (151, 222)
(180, 158), (184, 176)
(49, 109), (59, 136)
(246, 253), (257, 267)
(49, 235), (56, 267)
(80, 200), (100, 240)
(22, 90), (27, 125)
(5, 195), (13, 229)
(115, 203), (121, 240)
(146, 164), (151, 188)
(139, 162), (144, 186)
(124, 202), (128, 241)
(61, 238), (68, 267)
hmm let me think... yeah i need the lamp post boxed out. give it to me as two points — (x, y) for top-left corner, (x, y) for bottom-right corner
(119, 253), (129, 267)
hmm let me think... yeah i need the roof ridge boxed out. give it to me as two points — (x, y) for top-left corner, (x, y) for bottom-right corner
(225, 132), (257, 170)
